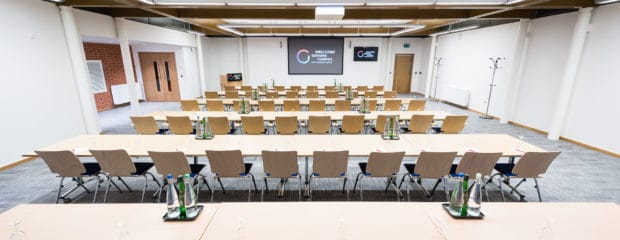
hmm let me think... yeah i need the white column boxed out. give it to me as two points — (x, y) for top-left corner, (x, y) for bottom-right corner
(238, 38), (247, 83)
(500, 19), (531, 124)
(384, 38), (393, 90)
(424, 35), (437, 98)
(195, 34), (207, 92)
(59, 6), (100, 134)
(115, 18), (140, 115)
(548, 7), (592, 140)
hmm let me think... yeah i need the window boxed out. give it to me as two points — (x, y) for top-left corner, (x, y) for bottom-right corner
(86, 60), (107, 93)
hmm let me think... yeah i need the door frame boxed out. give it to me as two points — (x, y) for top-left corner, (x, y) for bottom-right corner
(138, 52), (181, 101)
(392, 54), (414, 93)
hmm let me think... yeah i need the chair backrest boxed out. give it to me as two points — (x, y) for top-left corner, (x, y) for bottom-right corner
(312, 150), (349, 177)
(224, 85), (236, 91)
(366, 99), (377, 111)
(181, 100), (200, 111)
(225, 91), (239, 99)
(307, 86), (318, 92)
(352, 91), (359, 98)
(166, 116), (194, 135)
(241, 116), (265, 134)
(240, 85), (253, 93)
(262, 150), (299, 178)
(266, 91), (279, 99)
(309, 100), (326, 111)
(366, 151), (405, 177)
(306, 91), (320, 99)
(275, 116), (298, 134)
(415, 151), (458, 178)
(206, 100), (225, 111)
(341, 115), (364, 134)
(258, 100), (276, 112)
(257, 85), (266, 92)
(512, 152), (561, 178)
(89, 149), (137, 176)
(409, 115), (434, 133)
(441, 115), (468, 134)
(232, 99), (251, 112)
(283, 100), (300, 111)
(408, 99), (426, 111)
(383, 99), (401, 111)
(383, 91), (397, 98)
(290, 86), (302, 92)
(208, 116), (231, 135)
(308, 116), (331, 134)
(324, 86), (336, 92)
(325, 91), (339, 98)
(365, 91), (377, 98)
(357, 86), (368, 92)
(205, 150), (246, 177)
(335, 100), (351, 111)
(372, 85), (384, 91)
(204, 91), (219, 99)
(343, 86), (352, 91)
(375, 115), (388, 133)
(285, 91), (299, 99)
(147, 151), (192, 177)
(274, 86), (285, 92)
(130, 116), (159, 135)
(35, 150), (87, 177)
(455, 152), (502, 177)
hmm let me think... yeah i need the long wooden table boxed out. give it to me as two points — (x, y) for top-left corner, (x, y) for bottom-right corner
(1, 202), (618, 240)
(217, 90), (385, 97)
(146, 110), (449, 122)
(197, 98), (415, 107)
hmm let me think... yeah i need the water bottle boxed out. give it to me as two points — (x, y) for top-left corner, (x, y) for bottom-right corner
(468, 173), (483, 217)
(460, 174), (470, 217)
(183, 174), (197, 216)
(448, 175), (464, 216)
(165, 174), (180, 219)
(195, 116), (202, 137)
(177, 176), (187, 219)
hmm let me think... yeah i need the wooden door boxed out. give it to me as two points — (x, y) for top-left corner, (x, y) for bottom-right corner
(139, 53), (180, 101)
(392, 54), (414, 93)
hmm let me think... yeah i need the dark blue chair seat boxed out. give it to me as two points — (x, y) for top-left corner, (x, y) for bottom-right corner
(403, 163), (420, 177)
(82, 163), (101, 176)
(189, 164), (207, 177)
(448, 164), (459, 177)
(494, 163), (517, 177)
(131, 162), (154, 175)
(240, 163), (253, 176)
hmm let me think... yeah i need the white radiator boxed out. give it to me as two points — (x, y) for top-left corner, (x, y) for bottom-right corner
(111, 84), (144, 105)
(441, 85), (470, 107)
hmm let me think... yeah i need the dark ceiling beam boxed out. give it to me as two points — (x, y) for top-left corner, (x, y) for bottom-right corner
(175, 9), (315, 19)
(479, 9), (539, 19)
(92, 8), (161, 17)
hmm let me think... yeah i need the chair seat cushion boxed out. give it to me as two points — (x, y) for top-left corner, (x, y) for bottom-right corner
(449, 164), (459, 177)
(81, 163), (101, 176)
(189, 164), (207, 176)
(132, 162), (154, 175)
(241, 163), (253, 176)
(494, 163), (517, 177)
(403, 163), (420, 177)
(358, 162), (369, 175)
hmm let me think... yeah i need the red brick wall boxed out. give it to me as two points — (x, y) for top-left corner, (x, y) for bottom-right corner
(83, 43), (126, 112)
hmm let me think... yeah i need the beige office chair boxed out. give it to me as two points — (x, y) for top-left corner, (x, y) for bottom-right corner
(335, 100), (351, 111)
(306, 91), (320, 99)
(261, 150), (302, 198)
(399, 151), (458, 200)
(283, 99), (300, 111)
(232, 99), (251, 112)
(407, 115), (434, 133)
(257, 85), (266, 92)
(181, 100), (200, 111)
(225, 91), (239, 99)
(224, 85), (236, 91)
(365, 91), (377, 98)
(130, 116), (163, 135)
(451, 152), (503, 200)
(307, 85), (318, 92)
(492, 152), (561, 202)
(166, 116), (194, 135)
(290, 85), (302, 92)
(373, 85), (384, 91)
(275, 116), (299, 134)
(309, 100), (326, 111)
(205, 100), (225, 111)
(258, 100), (276, 112)
(266, 91), (279, 99)
(340, 115), (365, 134)
(208, 116), (232, 135)
(240, 85), (253, 93)
(357, 86), (368, 92)
(325, 91), (339, 98)
(285, 91), (299, 99)
(343, 85), (352, 92)
(383, 99), (402, 111)
(309, 150), (349, 197)
(324, 86), (336, 92)
(89, 149), (160, 203)
(366, 99), (377, 111)
(204, 91), (219, 99)
(308, 116), (331, 134)
(35, 150), (103, 204)
(408, 99), (426, 111)
(383, 91), (397, 98)
(147, 151), (211, 200)
(274, 85), (285, 92)
(436, 115), (468, 134)
(373, 115), (388, 134)
(241, 116), (266, 134)
(205, 150), (258, 196)
(353, 151), (405, 199)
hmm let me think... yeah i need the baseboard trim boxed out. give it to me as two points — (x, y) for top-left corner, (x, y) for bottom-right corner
(507, 121), (548, 135)
(0, 157), (37, 172)
(467, 108), (499, 119)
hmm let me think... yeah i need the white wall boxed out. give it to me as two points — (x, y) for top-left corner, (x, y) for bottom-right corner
(563, 4), (620, 154)
(388, 38), (431, 94)
(0, 0), (88, 166)
(203, 37), (242, 90)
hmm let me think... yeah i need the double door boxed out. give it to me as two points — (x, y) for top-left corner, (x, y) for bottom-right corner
(139, 52), (180, 101)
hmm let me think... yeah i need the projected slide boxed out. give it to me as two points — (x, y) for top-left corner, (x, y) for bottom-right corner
(288, 38), (344, 75)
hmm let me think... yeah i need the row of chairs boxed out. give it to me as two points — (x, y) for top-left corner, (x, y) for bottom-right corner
(224, 85), (384, 93)
(182, 99), (426, 112)
(36, 149), (560, 203)
(210, 90), (397, 100)
(131, 114), (468, 135)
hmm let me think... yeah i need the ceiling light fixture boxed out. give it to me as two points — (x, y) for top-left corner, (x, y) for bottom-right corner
(187, 30), (205, 36)
(137, 0), (154, 4)
(297, 2), (365, 6)
(429, 25), (479, 36)
(341, 25), (382, 28)
(436, 1), (505, 5)
(225, 25), (264, 28)
(226, 2), (296, 6)
(217, 25), (244, 36)
(595, 0), (620, 4)
(390, 25), (426, 36)
(155, 1), (226, 5)
(301, 25), (343, 28)
(506, 0), (526, 4)
(365, 2), (434, 6)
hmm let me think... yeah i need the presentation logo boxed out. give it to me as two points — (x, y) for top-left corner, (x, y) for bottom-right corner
(296, 49), (311, 64)
(357, 50), (375, 58)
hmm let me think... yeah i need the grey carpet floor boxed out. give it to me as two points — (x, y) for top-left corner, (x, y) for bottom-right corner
(1, 95), (619, 212)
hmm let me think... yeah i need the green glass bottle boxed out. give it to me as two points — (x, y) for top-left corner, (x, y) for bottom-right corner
(460, 174), (470, 217)
(389, 117), (394, 139)
(202, 117), (207, 139)
(177, 176), (187, 219)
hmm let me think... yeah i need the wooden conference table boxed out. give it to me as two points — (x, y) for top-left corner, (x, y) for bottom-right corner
(197, 98), (414, 107)
(145, 110), (450, 122)
(1, 202), (618, 240)
(217, 90), (385, 97)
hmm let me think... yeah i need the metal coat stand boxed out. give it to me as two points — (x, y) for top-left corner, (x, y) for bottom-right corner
(431, 57), (444, 101)
(480, 57), (505, 119)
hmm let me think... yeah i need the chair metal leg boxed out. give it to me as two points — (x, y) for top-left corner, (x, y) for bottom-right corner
(264, 178), (269, 191)
(216, 177), (226, 194)
(141, 175), (148, 203)
(534, 178), (542, 202)
(118, 177), (132, 192)
(104, 174), (112, 203)
(498, 177), (506, 202)
(398, 174), (408, 189)
(298, 175), (303, 201)
(359, 176), (364, 200)
(429, 179), (442, 195)
(342, 177), (347, 193)
(55, 177), (66, 204)
(352, 173), (363, 193)
(249, 174), (258, 191)
(92, 176), (101, 203)
(442, 178), (449, 201)
(77, 177), (91, 193)
(390, 177), (403, 199)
